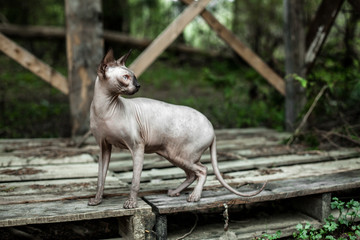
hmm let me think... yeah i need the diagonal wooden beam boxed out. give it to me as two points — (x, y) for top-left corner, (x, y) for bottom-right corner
(0, 32), (69, 94)
(182, 0), (285, 96)
(129, 0), (211, 76)
(305, 0), (344, 74)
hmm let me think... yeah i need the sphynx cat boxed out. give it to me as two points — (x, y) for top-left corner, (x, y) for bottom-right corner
(88, 49), (266, 209)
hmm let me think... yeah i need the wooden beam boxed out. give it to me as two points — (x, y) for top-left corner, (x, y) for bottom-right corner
(305, 0), (344, 73)
(181, 0), (285, 96)
(65, 0), (103, 136)
(0, 32), (69, 94)
(129, 0), (211, 76)
(0, 24), (65, 39)
(0, 24), (223, 58)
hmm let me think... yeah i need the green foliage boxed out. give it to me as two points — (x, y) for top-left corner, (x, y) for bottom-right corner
(0, 59), (70, 138)
(292, 74), (308, 88)
(201, 65), (284, 130)
(0, 0), (64, 26)
(293, 197), (360, 240)
(254, 230), (282, 240)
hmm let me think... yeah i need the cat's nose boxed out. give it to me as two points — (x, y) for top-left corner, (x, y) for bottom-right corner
(134, 77), (140, 90)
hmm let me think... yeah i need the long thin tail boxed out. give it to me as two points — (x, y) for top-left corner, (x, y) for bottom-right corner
(210, 136), (266, 197)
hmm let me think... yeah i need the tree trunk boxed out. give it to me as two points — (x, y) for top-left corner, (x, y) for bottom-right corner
(65, 0), (104, 136)
(343, 7), (359, 66)
(284, 0), (306, 131)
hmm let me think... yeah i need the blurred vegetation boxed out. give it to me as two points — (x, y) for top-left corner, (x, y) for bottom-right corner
(0, 0), (359, 144)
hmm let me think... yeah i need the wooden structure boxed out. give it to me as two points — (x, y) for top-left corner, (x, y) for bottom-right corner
(1, 2), (360, 238)
(0, 0), (356, 133)
(1, 128), (360, 239)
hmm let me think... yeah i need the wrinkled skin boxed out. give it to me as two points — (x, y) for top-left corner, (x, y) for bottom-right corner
(88, 50), (266, 209)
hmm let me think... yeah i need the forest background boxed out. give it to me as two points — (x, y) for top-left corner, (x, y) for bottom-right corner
(0, 0), (359, 148)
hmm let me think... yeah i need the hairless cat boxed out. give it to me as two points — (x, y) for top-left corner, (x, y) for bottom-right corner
(88, 50), (266, 209)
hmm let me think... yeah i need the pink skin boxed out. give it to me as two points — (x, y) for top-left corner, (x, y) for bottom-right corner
(88, 50), (266, 209)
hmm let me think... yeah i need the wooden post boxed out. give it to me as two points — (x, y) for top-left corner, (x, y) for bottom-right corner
(155, 214), (167, 240)
(118, 212), (156, 240)
(292, 193), (331, 223)
(65, 0), (103, 136)
(284, 0), (306, 131)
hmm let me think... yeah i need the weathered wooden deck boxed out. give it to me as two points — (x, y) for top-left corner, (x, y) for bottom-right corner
(0, 128), (360, 239)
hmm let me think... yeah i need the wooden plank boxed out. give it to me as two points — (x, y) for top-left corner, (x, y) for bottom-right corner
(0, 32), (68, 94)
(0, 138), (71, 153)
(65, 0), (103, 136)
(181, 0), (285, 96)
(305, 0), (344, 73)
(0, 176), (124, 197)
(129, 0), (211, 76)
(0, 196), (151, 227)
(115, 151), (360, 182)
(0, 24), (65, 38)
(0, 163), (100, 182)
(225, 157), (360, 182)
(135, 156), (360, 199)
(144, 169), (360, 214)
(0, 176), (128, 205)
(0, 153), (94, 167)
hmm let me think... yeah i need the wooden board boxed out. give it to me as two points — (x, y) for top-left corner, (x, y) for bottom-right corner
(136, 155), (360, 193)
(0, 176), (128, 205)
(0, 163), (100, 182)
(0, 196), (151, 227)
(0, 153), (94, 167)
(144, 169), (360, 214)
